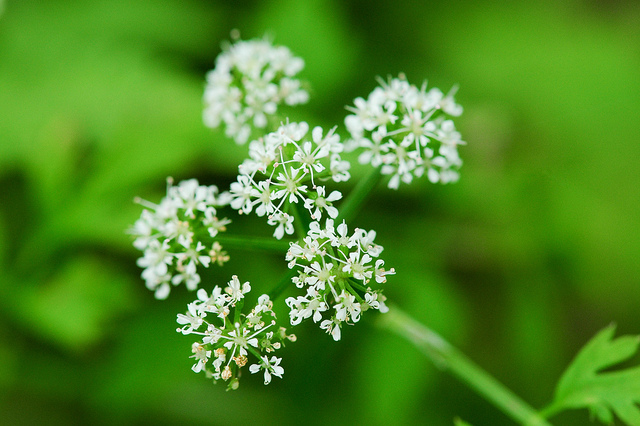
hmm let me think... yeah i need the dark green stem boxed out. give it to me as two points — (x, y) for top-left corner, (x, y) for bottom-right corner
(289, 202), (309, 241)
(337, 168), (383, 223)
(268, 269), (297, 301)
(215, 234), (292, 253)
(378, 305), (552, 426)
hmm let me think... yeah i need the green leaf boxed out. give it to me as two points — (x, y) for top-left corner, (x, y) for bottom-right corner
(547, 324), (640, 425)
(454, 418), (473, 426)
(2, 256), (136, 353)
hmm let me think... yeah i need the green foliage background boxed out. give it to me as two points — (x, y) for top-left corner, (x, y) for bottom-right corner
(1, 0), (639, 424)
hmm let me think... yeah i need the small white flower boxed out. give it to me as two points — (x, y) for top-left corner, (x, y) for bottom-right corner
(249, 355), (284, 385)
(286, 288), (328, 325)
(320, 318), (342, 341)
(342, 250), (373, 282)
(190, 342), (212, 373)
(252, 180), (276, 217)
(373, 259), (396, 283)
(171, 259), (201, 291)
(334, 291), (361, 323)
(226, 275), (251, 302)
(176, 302), (204, 334)
(268, 212), (295, 239)
(365, 291), (389, 313)
(203, 208), (231, 237)
(254, 294), (273, 313)
(303, 187), (342, 220)
(229, 175), (255, 214)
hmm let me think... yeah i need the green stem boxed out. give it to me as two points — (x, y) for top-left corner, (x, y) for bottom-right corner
(337, 168), (383, 223)
(289, 202), (309, 240)
(378, 305), (552, 426)
(215, 234), (292, 253)
(268, 269), (297, 301)
(538, 403), (563, 420)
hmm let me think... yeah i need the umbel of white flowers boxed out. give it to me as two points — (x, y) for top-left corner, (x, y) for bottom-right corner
(131, 34), (464, 389)
(229, 121), (349, 239)
(177, 275), (296, 390)
(130, 178), (232, 299)
(203, 37), (309, 144)
(345, 75), (465, 189)
(286, 218), (394, 341)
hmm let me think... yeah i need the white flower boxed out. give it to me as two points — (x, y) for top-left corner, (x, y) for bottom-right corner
(254, 294), (273, 314)
(303, 187), (342, 220)
(177, 302), (204, 334)
(365, 291), (389, 313)
(203, 37), (309, 144)
(342, 250), (373, 282)
(224, 326), (259, 357)
(274, 166), (308, 204)
(320, 318), (342, 341)
(304, 260), (334, 290)
(334, 290), (361, 323)
(438, 85), (464, 116)
(225, 275), (251, 302)
(249, 355), (284, 385)
(203, 208), (231, 237)
(268, 212), (295, 240)
(230, 121), (349, 238)
(177, 280), (293, 389)
(171, 259), (201, 291)
(286, 218), (393, 338)
(190, 343), (212, 373)
(136, 239), (172, 277)
(330, 153), (351, 182)
(252, 180), (276, 217)
(331, 220), (357, 248)
(373, 259), (395, 283)
(151, 280), (171, 300)
(356, 228), (384, 257)
(345, 75), (465, 188)
(285, 288), (328, 325)
(229, 175), (254, 214)
(131, 178), (232, 298)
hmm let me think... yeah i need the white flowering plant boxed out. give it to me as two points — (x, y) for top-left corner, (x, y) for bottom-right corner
(130, 34), (640, 425)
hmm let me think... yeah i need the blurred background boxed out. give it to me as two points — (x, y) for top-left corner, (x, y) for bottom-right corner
(1, 0), (639, 424)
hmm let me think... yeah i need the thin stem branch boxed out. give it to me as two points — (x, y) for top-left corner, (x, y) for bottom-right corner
(337, 168), (383, 224)
(268, 269), (297, 301)
(377, 305), (552, 426)
(289, 202), (309, 241)
(215, 234), (292, 253)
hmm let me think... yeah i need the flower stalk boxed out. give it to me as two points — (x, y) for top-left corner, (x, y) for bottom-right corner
(214, 234), (293, 252)
(378, 305), (552, 426)
(336, 168), (383, 223)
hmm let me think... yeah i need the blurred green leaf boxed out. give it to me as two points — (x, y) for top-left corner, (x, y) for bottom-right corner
(547, 324), (640, 425)
(4, 256), (135, 352)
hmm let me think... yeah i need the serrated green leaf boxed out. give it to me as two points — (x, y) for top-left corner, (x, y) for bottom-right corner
(548, 324), (640, 425)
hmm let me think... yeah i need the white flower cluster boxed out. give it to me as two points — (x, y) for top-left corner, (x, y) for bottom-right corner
(130, 178), (232, 299)
(345, 76), (465, 189)
(229, 121), (350, 239)
(177, 276), (296, 390)
(203, 37), (309, 144)
(285, 219), (394, 341)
